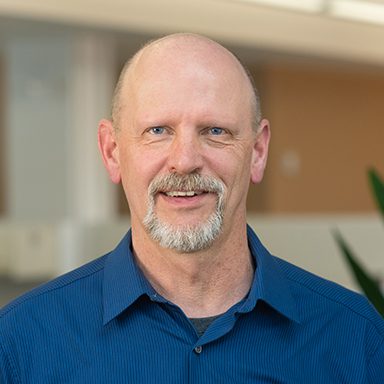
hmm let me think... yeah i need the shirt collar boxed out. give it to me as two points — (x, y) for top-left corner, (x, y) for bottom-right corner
(103, 230), (155, 325)
(103, 226), (301, 325)
(243, 225), (301, 323)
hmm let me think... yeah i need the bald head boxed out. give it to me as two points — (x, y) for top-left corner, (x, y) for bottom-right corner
(111, 33), (261, 131)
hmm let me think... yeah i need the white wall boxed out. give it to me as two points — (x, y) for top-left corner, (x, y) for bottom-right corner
(6, 34), (71, 220)
(5, 31), (117, 222)
(1, 30), (120, 277)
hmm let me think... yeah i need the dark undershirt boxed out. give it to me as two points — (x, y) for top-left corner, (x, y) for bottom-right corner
(189, 314), (221, 338)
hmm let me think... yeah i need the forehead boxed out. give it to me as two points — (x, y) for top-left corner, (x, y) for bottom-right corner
(130, 35), (247, 81)
(120, 37), (254, 117)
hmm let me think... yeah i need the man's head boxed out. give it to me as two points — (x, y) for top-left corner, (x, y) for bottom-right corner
(98, 33), (270, 253)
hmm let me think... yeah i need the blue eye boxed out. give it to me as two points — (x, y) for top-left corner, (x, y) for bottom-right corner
(209, 127), (224, 135)
(150, 126), (165, 135)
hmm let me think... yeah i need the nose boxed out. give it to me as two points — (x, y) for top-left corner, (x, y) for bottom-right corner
(167, 131), (204, 175)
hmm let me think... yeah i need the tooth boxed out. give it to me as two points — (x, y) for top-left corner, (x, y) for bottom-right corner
(165, 191), (198, 197)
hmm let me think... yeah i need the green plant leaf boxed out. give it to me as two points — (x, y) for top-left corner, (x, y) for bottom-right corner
(333, 229), (384, 317)
(368, 168), (384, 220)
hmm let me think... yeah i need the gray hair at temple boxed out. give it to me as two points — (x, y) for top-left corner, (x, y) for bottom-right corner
(110, 33), (262, 132)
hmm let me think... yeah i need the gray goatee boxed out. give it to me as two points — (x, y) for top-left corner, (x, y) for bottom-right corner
(143, 173), (225, 253)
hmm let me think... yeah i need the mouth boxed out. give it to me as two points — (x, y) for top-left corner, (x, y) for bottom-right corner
(155, 190), (215, 212)
(163, 191), (205, 197)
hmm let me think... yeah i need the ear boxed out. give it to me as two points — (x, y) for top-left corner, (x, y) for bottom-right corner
(98, 119), (121, 184)
(250, 119), (271, 184)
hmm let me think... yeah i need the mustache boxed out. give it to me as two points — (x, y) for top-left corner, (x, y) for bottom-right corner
(148, 173), (225, 196)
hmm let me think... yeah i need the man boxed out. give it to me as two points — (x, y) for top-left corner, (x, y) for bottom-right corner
(1, 33), (383, 383)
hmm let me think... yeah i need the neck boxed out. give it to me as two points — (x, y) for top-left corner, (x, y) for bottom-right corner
(131, 222), (254, 318)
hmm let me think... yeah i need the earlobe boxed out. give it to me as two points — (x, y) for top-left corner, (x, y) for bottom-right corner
(98, 119), (121, 184)
(250, 119), (271, 184)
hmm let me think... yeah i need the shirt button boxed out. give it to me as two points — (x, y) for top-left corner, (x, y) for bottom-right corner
(194, 346), (203, 354)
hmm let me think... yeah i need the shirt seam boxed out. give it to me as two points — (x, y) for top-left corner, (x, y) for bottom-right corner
(0, 336), (20, 384)
(285, 273), (384, 339)
(0, 261), (105, 319)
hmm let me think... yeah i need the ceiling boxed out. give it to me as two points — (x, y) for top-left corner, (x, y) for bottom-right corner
(0, 0), (384, 67)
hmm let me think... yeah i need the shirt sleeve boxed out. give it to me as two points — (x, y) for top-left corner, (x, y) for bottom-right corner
(367, 341), (384, 383)
(0, 337), (18, 384)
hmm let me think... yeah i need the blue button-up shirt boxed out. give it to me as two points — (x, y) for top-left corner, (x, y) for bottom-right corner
(1, 226), (384, 383)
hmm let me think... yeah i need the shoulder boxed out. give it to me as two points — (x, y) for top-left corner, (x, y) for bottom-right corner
(0, 254), (107, 321)
(274, 255), (384, 337)
(0, 255), (109, 383)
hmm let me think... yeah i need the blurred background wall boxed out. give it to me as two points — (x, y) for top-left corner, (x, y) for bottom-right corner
(0, 0), (383, 303)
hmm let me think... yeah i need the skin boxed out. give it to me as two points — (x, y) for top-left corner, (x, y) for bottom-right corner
(98, 34), (270, 318)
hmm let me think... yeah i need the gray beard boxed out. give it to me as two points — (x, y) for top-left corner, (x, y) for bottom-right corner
(143, 174), (225, 253)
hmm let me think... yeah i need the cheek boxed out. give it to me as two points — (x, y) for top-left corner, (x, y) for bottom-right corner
(119, 147), (166, 197)
(209, 146), (253, 183)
